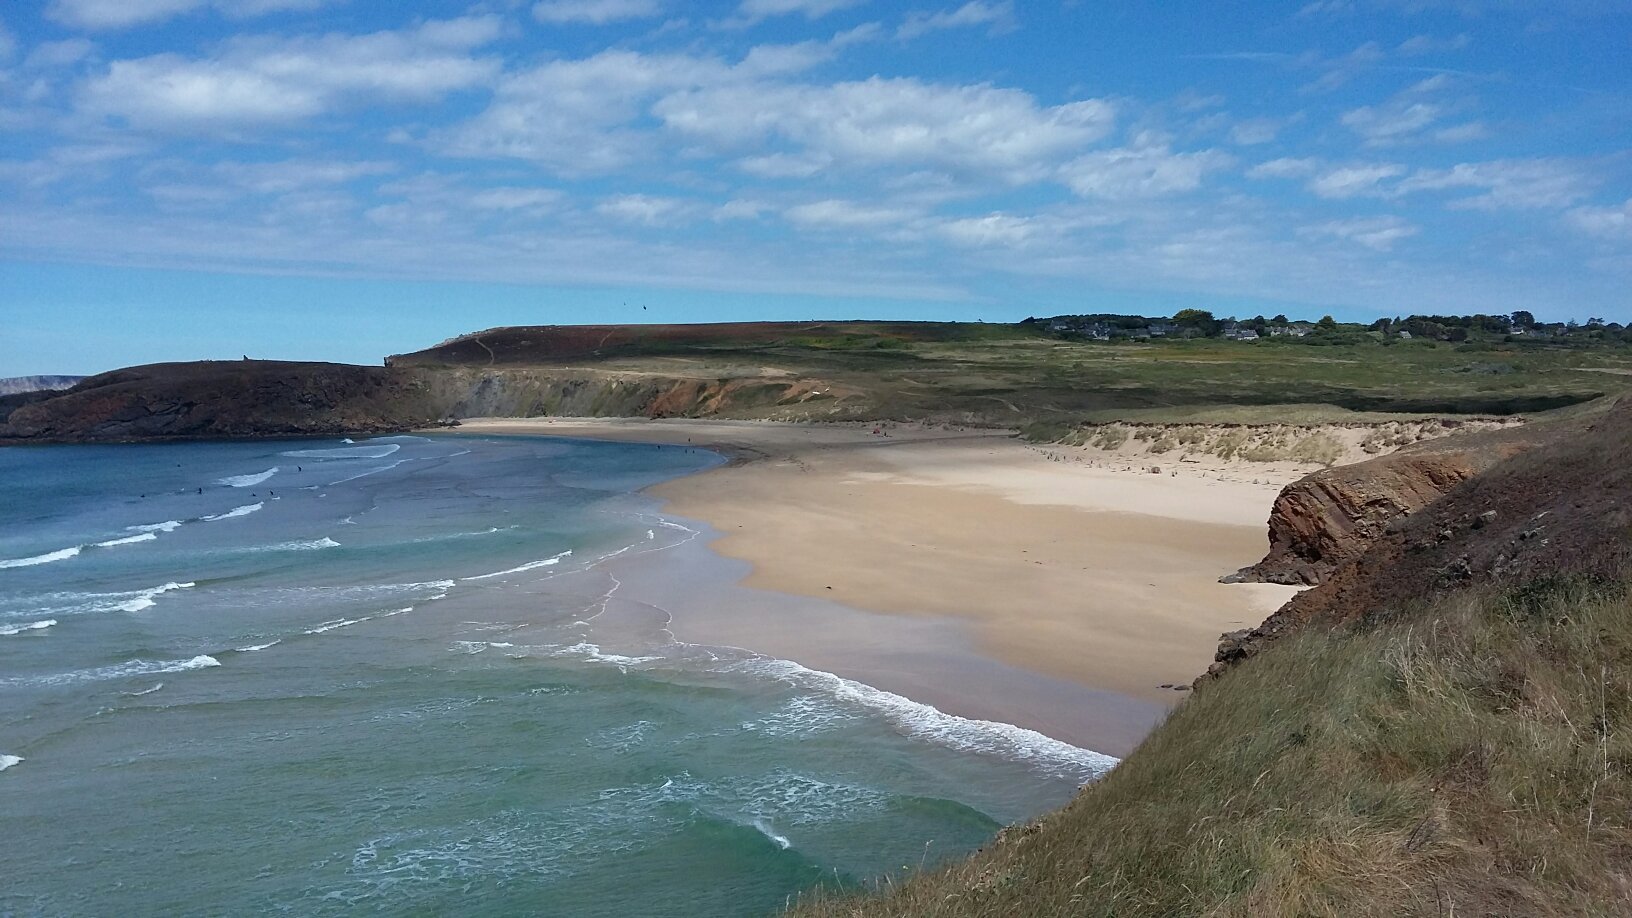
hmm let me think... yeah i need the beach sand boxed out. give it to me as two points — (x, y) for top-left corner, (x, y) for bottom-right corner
(453, 418), (1308, 755)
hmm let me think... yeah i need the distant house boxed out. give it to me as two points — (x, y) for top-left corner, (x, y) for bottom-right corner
(1226, 328), (1260, 341)
(1398, 330), (1412, 339)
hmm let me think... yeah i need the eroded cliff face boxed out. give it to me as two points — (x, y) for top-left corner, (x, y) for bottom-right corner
(419, 368), (859, 422)
(1227, 422), (1558, 585)
(1210, 400), (1629, 679)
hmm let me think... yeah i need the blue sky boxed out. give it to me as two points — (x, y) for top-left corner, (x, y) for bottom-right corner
(2, 0), (1629, 374)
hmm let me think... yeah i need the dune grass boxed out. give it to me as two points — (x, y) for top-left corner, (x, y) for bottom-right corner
(791, 576), (1632, 916)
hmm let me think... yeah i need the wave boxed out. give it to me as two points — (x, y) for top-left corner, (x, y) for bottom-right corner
(461, 551), (573, 582)
(8, 654), (220, 688)
(281, 444), (401, 461)
(118, 581), (196, 613)
(124, 682), (164, 696)
(325, 459), (410, 485)
(219, 467), (279, 488)
(233, 640), (280, 653)
(743, 657), (1119, 782)
(0, 546), (82, 569)
(127, 520), (183, 533)
(0, 619), (56, 636)
(95, 532), (157, 548)
(304, 617), (371, 635)
(0, 754), (20, 772)
(751, 819), (792, 850)
(203, 502), (263, 521)
(244, 537), (339, 553)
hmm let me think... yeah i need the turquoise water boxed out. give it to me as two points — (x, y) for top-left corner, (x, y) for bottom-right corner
(0, 435), (1113, 916)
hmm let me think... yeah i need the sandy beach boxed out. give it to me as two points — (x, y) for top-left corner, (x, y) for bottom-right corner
(453, 417), (1308, 754)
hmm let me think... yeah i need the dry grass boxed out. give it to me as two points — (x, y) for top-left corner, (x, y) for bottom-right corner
(790, 577), (1632, 917)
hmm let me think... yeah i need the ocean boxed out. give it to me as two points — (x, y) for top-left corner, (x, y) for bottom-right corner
(0, 434), (1114, 916)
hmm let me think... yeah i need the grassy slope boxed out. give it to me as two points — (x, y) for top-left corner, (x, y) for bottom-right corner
(794, 577), (1632, 917)
(400, 323), (1632, 425)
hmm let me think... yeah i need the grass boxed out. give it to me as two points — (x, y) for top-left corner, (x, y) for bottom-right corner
(506, 332), (1631, 427)
(791, 576), (1632, 917)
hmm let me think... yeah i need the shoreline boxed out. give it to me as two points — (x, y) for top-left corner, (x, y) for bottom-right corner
(446, 417), (1308, 755)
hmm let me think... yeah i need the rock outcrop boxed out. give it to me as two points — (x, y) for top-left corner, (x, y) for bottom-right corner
(1208, 398), (1630, 679)
(1225, 422), (1560, 585)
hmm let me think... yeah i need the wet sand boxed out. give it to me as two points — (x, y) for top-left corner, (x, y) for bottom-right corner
(454, 418), (1305, 755)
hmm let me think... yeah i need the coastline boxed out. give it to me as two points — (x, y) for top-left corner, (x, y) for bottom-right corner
(448, 417), (1308, 756)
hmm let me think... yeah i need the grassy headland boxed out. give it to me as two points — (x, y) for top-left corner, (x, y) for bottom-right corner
(793, 576), (1632, 917)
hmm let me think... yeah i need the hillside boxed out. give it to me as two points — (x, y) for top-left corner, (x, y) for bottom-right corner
(5, 321), (1631, 444)
(0, 360), (445, 443)
(793, 399), (1632, 916)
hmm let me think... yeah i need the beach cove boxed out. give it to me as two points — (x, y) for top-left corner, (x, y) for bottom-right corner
(455, 418), (1308, 757)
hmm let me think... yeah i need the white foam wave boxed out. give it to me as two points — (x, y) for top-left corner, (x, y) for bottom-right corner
(281, 444), (401, 460)
(203, 502), (263, 521)
(461, 551), (573, 582)
(0, 754), (20, 772)
(234, 640), (280, 652)
(117, 581), (195, 613)
(751, 819), (792, 850)
(546, 641), (661, 667)
(0, 546), (82, 569)
(95, 532), (157, 548)
(127, 520), (183, 533)
(253, 537), (340, 552)
(304, 617), (371, 634)
(0, 619), (56, 636)
(742, 657), (1118, 782)
(219, 467), (279, 488)
(124, 682), (164, 696)
(10, 654), (220, 687)
(325, 459), (410, 485)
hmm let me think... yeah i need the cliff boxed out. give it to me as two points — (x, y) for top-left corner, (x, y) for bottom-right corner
(0, 361), (446, 443)
(1213, 398), (1628, 672)
(1225, 421), (1555, 585)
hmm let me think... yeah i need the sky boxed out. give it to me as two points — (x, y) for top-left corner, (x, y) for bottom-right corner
(2, 0), (1629, 375)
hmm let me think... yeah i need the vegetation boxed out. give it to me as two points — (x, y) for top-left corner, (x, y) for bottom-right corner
(400, 320), (1632, 427)
(793, 576), (1632, 917)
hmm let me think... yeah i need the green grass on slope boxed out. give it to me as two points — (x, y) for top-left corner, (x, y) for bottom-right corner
(792, 576), (1632, 917)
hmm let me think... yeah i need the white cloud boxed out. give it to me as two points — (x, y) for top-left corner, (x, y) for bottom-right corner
(1308, 163), (1404, 198)
(1432, 121), (1488, 143)
(1247, 156), (1319, 179)
(1397, 159), (1597, 210)
(785, 198), (916, 229)
(596, 193), (696, 225)
(213, 158), (394, 193)
(47, 0), (332, 30)
(1397, 33), (1471, 55)
(735, 0), (865, 22)
(934, 212), (1037, 246)
(533, 0), (663, 25)
(1340, 100), (1440, 145)
(1566, 199), (1632, 239)
(1229, 118), (1281, 145)
(897, 2), (1014, 40)
(655, 76), (1115, 182)
(77, 17), (501, 131)
(1059, 141), (1230, 199)
(443, 50), (734, 174)
(1301, 215), (1418, 251)
(24, 39), (97, 70)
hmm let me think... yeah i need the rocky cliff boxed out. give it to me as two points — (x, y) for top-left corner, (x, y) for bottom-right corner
(1226, 421), (1562, 585)
(1212, 398), (1629, 675)
(0, 361), (447, 443)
